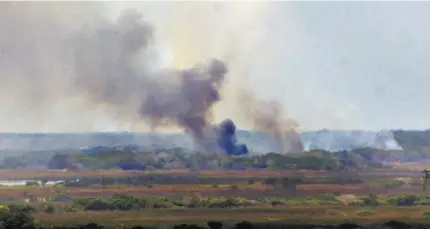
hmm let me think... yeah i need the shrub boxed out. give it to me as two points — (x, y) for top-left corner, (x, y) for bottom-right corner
(83, 199), (113, 211)
(24, 181), (39, 187)
(230, 185), (239, 190)
(270, 200), (285, 206)
(145, 184), (153, 188)
(7, 204), (36, 214)
(43, 204), (55, 214)
(362, 193), (379, 206)
(386, 194), (419, 206)
(0, 205), (36, 229)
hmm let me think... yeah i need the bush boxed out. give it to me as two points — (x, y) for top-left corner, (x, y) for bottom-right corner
(362, 193), (379, 206)
(24, 181), (39, 187)
(387, 194), (419, 206)
(43, 204), (55, 214)
(270, 200), (285, 206)
(7, 204), (36, 213)
(0, 205), (36, 229)
(230, 185), (239, 190)
(83, 199), (113, 211)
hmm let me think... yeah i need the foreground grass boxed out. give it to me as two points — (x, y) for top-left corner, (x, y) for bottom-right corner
(34, 206), (430, 227)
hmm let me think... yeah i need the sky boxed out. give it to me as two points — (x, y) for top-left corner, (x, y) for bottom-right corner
(104, 1), (430, 131)
(0, 1), (429, 132)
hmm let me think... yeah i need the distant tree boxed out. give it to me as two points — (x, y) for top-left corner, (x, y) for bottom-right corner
(24, 181), (39, 187)
(362, 193), (379, 206)
(280, 177), (297, 190)
(263, 177), (277, 186)
(42, 204), (55, 214)
(48, 153), (77, 170)
(230, 184), (239, 190)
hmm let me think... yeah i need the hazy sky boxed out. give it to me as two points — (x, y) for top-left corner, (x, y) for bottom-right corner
(0, 1), (429, 132)
(106, 1), (430, 131)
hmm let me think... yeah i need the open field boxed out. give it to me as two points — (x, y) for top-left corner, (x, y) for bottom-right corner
(0, 168), (336, 179)
(0, 166), (421, 180)
(0, 164), (427, 227)
(33, 206), (430, 227)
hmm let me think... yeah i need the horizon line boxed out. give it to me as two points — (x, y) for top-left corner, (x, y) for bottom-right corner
(0, 128), (426, 134)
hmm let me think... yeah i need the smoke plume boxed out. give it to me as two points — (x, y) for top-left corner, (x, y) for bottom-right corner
(0, 2), (252, 155)
(239, 92), (304, 154)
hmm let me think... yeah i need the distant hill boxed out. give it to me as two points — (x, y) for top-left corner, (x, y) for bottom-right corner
(0, 129), (421, 153)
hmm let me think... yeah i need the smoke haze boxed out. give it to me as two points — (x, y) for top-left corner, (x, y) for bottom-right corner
(0, 2), (421, 152)
(0, 2), (269, 155)
(239, 91), (304, 153)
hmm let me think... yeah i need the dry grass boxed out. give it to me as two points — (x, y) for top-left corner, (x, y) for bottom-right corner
(0, 169), (337, 180)
(389, 162), (430, 171)
(0, 169), (135, 179)
(34, 206), (430, 227)
(0, 167), (427, 227)
(0, 180), (421, 199)
(0, 167), (422, 181)
(297, 184), (362, 192)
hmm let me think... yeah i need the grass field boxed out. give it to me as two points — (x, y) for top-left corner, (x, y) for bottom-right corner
(0, 164), (427, 227)
(0, 168), (336, 179)
(33, 206), (430, 227)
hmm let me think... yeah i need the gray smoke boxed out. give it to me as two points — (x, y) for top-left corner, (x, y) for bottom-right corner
(239, 92), (304, 154)
(0, 3), (250, 155)
(301, 130), (403, 151)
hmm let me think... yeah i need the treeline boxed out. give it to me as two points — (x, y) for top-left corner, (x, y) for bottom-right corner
(393, 130), (430, 152)
(44, 149), (385, 171)
(0, 147), (388, 171)
(50, 174), (363, 187)
(6, 129), (430, 171)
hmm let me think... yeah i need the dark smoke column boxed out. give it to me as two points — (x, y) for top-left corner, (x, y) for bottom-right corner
(139, 59), (250, 155)
(217, 119), (249, 156)
(17, 6), (251, 156)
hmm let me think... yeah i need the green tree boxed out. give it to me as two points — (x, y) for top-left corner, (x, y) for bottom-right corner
(0, 205), (36, 229)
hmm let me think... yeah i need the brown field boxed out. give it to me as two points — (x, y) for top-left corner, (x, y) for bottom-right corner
(0, 164), (427, 227)
(0, 182), (418, 200)
(0, 164), (423, 180)
(0, 168), (337, 179)
(390, 162), (430, 171)
(33, 206), (430, 227)
(0, 165), (423, 199)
